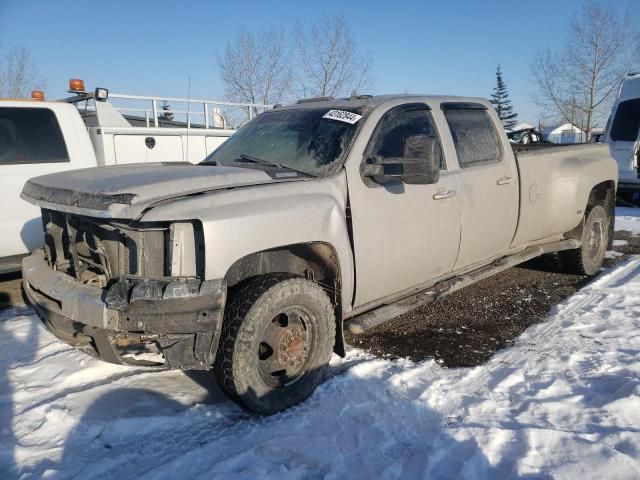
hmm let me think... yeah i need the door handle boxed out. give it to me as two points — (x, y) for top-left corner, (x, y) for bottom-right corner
(433, 189), (457, 200)
(497, 176), (514, 185)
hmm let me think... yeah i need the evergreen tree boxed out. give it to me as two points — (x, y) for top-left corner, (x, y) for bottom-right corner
(490, 65), (518, 129)
(159, 101), (174, 121)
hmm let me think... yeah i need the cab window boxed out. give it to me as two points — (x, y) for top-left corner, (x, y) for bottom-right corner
(0, 108), (69, 165)
(367, 104), (445, 170)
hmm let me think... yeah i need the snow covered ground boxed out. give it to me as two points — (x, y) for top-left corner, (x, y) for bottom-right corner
(617, 207), (640, 233)
(1, 209), (640, 480)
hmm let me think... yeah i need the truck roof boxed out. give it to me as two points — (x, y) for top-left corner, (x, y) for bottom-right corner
(0, 99), (77, 109)
(0, 100), (83, 116)
(276, 94), (490, 112)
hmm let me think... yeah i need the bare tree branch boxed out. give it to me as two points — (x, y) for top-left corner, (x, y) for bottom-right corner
(294, 16), (372, 98)
(0, 46), (46, 98)
(217, 28), (293, 123)
(530, 0), (639, 140)
(217, 16), (374, 124)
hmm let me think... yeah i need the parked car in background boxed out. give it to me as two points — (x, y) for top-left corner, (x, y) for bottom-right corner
(0, 79), (269, 273)
(507, 127), (546, 145)
(606, 72), (640, 200)
(21, 94), (617, 414)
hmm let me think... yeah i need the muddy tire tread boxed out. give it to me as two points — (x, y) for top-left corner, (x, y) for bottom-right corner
(214, 274), (335, 413)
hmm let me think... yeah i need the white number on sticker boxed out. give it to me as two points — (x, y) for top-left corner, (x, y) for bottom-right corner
(322, 110), (362, 124)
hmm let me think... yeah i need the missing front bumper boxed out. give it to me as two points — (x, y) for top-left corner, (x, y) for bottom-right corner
(23, 249), (226, 370)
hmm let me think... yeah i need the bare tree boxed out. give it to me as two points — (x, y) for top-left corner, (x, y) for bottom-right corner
(218, 28), (293, 119)
(531, 1), (639, 140)
(217, 17), (374, 120)
(0, 46), (46, 98)
(294, 16), (372, 98)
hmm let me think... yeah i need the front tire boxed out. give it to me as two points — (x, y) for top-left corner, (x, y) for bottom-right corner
(561, 205), (609, 276)
(215, 274), (335, 414)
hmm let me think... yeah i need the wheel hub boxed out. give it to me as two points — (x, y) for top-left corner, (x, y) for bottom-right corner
(257, 307), (314, 388)
(277, 327), (309, 369)
(587, 220), (603, 257)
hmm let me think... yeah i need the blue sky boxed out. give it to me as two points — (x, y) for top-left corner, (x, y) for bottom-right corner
(0, 0), (585, 124)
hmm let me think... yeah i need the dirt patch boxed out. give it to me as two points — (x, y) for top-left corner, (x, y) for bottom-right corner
(345, 230), (640, 368)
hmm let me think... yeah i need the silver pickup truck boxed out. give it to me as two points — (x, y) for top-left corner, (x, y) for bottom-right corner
(21, 94), (617, 414)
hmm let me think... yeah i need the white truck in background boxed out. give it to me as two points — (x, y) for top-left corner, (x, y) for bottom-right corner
(0, 80), (269, 273)
(607, 72), (640, 202)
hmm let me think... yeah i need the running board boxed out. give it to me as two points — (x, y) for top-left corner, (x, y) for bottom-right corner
(345, 239), (579, 334)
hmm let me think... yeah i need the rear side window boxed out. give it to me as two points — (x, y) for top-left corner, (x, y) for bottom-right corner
(0, 108), (69, 165)
(444, 109), (501, 168)
(610, 99), (640, 142)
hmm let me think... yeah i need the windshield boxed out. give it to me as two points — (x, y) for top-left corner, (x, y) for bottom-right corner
(201, 107), (363, 176)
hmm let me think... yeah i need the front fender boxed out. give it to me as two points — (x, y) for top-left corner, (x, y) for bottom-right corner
(141, 172), (355, 314)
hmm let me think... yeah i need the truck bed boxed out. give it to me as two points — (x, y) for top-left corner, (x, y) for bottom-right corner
(510, 142), (616, 248)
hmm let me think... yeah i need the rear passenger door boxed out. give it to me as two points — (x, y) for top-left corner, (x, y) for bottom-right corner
(441, 103), (519, 269)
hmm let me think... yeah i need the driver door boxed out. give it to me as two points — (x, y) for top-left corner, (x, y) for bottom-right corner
(346, 103), (461, 309)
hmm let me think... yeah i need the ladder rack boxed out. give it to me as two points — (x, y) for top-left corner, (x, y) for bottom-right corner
(65, 90), (273, 129)
(108, 92), (273, 128)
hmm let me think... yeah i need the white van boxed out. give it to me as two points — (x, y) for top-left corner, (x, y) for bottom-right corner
(606, 72), (640, 198)
(0, 80), (269, 273)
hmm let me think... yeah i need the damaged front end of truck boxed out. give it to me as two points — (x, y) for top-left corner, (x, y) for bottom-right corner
(23, 209), (226, 369)
(22, 209), (226, 369)
(19, 162), (298, 370)
(17, 165), (265, 370)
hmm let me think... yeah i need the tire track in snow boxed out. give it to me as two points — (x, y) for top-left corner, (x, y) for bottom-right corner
(29, 358), (382, 479)
(416, 257), (640, 443)
(15, 369), (152, 416)
(8, 346), (73, 371)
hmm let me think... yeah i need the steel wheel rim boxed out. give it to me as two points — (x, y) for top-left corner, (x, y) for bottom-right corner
(257, 306), (315, 388)
(586, 219), (604, 261)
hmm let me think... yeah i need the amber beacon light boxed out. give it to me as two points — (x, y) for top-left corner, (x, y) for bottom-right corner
(31, 90), (45, 101)
(68, 78), (86, 92)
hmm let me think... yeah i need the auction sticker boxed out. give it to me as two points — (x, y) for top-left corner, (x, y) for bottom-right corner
(322, 110), (362, 124)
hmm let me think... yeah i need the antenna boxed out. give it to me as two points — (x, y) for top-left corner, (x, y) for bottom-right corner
(186, 75), (191, 163)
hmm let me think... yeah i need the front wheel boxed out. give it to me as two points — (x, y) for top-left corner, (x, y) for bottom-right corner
(215, 274), (335, 414)
(561, 205), (609, 276)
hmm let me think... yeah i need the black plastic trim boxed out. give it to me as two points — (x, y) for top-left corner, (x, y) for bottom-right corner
(440, 102), (487, 110)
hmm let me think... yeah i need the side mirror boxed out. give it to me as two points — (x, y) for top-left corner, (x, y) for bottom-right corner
(362, 134), (440, 185)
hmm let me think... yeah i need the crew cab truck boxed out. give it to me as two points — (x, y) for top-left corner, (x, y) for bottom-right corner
(21, 94), (617, 414)
(0, 80), (266, 273)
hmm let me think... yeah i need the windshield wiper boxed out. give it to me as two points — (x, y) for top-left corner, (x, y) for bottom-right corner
(235, 154), (316, 177)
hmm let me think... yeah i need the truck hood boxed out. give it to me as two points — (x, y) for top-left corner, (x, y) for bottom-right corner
(21, 163), (296, 219)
